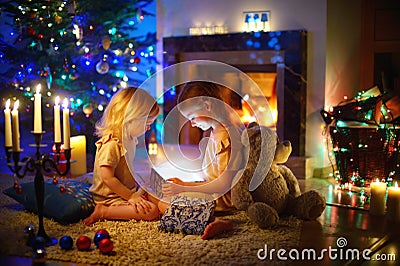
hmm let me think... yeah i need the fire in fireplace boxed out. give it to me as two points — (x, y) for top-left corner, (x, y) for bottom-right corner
(162, 30), (307, 156)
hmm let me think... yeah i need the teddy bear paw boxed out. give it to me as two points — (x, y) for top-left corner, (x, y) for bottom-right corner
(247, 202), (279, 229)
(294, 190), (326, 220)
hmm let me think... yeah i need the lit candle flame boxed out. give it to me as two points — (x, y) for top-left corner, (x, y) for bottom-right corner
(395, 182), (398, 188)
(36, 84), (41, 94)
(62, 98), (69, 109)
(13, 100), (19, 111)
(5, 99), (10, 110)
(55, 96), (60, 106)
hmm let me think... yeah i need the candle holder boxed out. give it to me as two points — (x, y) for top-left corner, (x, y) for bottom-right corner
(5, 131), (71, 246)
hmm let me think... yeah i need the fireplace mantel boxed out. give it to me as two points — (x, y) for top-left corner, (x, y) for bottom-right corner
(163, 30), (307, 156)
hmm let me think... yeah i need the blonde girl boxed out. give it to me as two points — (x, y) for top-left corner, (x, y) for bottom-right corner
(83, 87), (160, 225)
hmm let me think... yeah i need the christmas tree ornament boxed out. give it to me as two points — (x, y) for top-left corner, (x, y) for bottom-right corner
(76, 235), (91, 251)
(59, 235), (74, 250)
(83, 103), (94, 116)
(102, 36), (111, 50)
(27, 11), (37, 19)
(98, 238), (114, 254)
(54, 13), (62, 24)
(24, 225), (35, 237)
(32, 248), (46, 261)
(68, 0), (76, 17)
(93, 229), (110, 247)
(60, 186), (66, 193)
(52, 177), (58, 185)
(94, 232), (110, 247)
(26, 25), (36, 36)
(33, 236), (46, 249)
(133, 56), (141, 64)
(96, 60), (109, 74)
(24, 225), (35, 245)
(95, 229), (110, 238)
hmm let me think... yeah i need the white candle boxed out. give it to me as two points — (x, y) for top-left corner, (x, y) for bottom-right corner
(369, 178), (387, 216)
(387, 182), (400, 222)
(4, 99), (12, 147)
(11, 100), (20, 152)
(70, 135), (87, 176)
(34, 84), (42, 133)
(62, 98), (70, 149)
(54, 96), (61, 143)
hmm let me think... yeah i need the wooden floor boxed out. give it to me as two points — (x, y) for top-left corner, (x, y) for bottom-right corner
(1, 177), (399, 265)
(298, 178), (399, 266)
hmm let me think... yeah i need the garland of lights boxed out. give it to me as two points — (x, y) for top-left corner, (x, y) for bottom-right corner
(321, 86), (400, 188)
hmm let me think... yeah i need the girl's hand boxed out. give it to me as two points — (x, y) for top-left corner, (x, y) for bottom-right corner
(162, 178), (185, 197)
(128, 193), (151, 213)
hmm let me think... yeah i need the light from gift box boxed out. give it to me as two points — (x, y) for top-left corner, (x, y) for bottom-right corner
(152, 160), (205, 183)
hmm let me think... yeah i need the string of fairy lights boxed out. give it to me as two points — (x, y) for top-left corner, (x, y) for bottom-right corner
(0, 0), (156, 133)
(321, 87), (400, 189)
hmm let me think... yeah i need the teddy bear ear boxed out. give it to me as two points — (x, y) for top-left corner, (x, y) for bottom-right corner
(241, 130), (250, 147)
(247, 121), (259, 129)
(240, 125), (260, 146)
(248, 126), (276, 192)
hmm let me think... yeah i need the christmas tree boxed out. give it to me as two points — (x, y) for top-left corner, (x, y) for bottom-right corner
(0, 0), (157, 144)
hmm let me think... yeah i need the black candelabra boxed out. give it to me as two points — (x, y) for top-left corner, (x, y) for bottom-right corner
(5, 131), (71, 246)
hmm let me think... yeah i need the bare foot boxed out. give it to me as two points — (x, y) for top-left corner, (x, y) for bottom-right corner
(82, 204), (105, 226)
(157, 200), (169, 215)
(201, 218), (233, 240)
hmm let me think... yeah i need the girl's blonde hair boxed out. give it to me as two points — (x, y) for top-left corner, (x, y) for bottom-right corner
(95, 87), (159, 140)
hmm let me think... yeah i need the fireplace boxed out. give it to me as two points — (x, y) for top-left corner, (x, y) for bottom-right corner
(162, 30), (307, 156)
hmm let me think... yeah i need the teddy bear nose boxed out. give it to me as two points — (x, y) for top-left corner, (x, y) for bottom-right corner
(282, 140), (291, 147)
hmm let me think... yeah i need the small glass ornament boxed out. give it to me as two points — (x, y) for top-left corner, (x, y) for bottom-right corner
(32, 248), (46, 262)
(59, 235), (73, 250)
(24, 225), (35, 245)
(96, 60), (109, 74)
(99, 238), (114, 254)
(76, 235), (91, 251)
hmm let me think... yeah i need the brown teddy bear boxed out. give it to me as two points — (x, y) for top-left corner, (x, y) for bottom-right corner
(231, 124), (326, 228)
